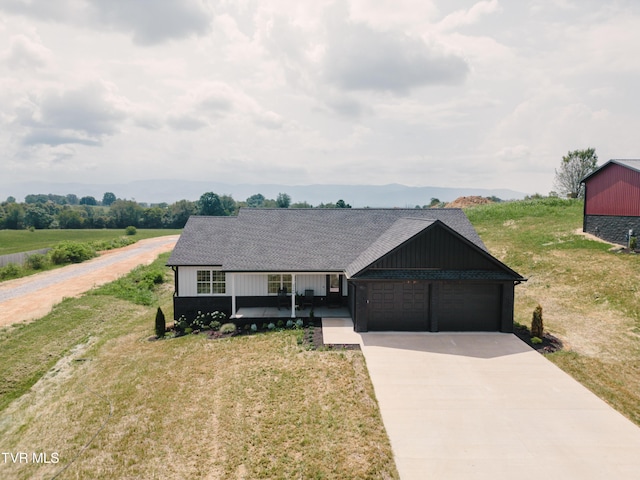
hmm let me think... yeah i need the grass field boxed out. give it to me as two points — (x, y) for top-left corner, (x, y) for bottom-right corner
(0, 229), (182, 256)
(467, 197), (640, 425)
(0, 254), (398, 480)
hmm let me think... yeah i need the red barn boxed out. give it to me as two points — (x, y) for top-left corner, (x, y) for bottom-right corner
(581, 159), (640, 245)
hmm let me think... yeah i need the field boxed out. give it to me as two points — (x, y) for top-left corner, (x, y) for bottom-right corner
(467, 197), (640, 425)
(0, 229), (182, 256)
(0, 254), (398, 480)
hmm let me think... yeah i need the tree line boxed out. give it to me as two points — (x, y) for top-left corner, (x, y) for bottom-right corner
(0, 191), (352, 230)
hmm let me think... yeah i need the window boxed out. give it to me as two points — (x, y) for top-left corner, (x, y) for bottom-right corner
(196, 270), (226, 295)
(268, 274), (292, 294)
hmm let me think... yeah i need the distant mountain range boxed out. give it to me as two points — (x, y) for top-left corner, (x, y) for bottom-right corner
(1, 180), (528, 207)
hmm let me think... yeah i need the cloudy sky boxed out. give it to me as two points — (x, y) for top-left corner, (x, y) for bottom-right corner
(1, 0), (639, 195)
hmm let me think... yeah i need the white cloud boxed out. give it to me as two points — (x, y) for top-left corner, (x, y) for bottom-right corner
(14, 82), (127, 147)
(2, 33), (52, 69)
(323, 21), (469, 93)
(85, 0), (212, 45)
(438, 0), (501, 31)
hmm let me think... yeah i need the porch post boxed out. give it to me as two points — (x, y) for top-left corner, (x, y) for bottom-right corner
(230, 273), (236, 319)
(291, 273), (296, 318)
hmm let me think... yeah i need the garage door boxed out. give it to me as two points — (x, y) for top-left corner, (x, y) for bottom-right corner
(436, 283), (500, 331)
(368, 281), (429, 331)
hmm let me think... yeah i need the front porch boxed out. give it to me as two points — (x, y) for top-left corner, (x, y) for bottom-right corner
(234, 305), (351, 319)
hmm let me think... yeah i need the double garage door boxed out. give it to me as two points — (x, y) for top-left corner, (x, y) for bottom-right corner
(366, 281), (501, 331)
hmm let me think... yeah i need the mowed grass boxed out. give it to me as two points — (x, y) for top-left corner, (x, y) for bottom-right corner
(0, 229), (181, 256)
(0, 256), (398, 479)
(467, 197), (640, 426)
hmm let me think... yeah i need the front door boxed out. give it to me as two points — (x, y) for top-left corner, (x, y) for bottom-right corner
(326, 274), (343, 307)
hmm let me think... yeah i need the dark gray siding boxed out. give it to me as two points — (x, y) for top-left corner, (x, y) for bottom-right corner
(584, 214), (640, 245)
(368, 224), (500, 271)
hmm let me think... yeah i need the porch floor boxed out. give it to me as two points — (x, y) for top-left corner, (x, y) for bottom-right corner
(234, 306), (351, 319)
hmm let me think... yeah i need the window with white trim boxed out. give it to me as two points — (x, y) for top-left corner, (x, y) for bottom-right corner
(196, 270), (226, 294)
(268, 274), (292, 294)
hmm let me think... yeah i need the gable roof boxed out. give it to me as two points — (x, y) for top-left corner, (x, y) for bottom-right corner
(581, 159), (640, 183)
(166, 208), (524, 279)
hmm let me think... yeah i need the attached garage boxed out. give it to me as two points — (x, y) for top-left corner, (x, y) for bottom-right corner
(350, 219), (523, 333)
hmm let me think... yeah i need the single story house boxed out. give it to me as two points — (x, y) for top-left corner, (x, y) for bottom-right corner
(581, 159), (640, 245)
(167, 208), (525, 332)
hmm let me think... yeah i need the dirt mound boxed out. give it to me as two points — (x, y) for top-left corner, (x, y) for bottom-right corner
(446, 196), (493, 208)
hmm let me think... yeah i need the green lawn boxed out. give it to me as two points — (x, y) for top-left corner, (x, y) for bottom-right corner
(0, 229), (181, 256)
(0, 254), (398, 480)
(467, 197), (640, 426)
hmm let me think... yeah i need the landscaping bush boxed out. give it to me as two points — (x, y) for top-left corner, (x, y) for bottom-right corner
(531, 336), (543, 345)
(49, 241), (97, 265)
(210, 320), (221, 331)
(219, 322), (237, 334)
(155, 307), (166, 338)
(125, 226), (137, 236)
(531, 304), (544, 338)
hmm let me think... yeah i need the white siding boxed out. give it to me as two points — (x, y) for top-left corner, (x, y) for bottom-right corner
(177, 269), (344, 297)
(235, 274), (268, 296)
(178, 266), (227, 296)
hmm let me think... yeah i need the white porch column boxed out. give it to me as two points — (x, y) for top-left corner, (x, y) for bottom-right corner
(291, 273), (296, 318)
(230, 273), (237, 319)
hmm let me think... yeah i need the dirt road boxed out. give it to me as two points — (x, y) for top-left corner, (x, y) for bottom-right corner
(0, 235), (179, 327)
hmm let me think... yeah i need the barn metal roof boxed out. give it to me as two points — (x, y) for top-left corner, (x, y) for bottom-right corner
(581, 159), (640, 183)
(166, 208), (523, 278)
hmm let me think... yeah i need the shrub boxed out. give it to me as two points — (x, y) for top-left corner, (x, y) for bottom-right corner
(276, 320), (285, 328)
(631, 236), (638, 251)
(250, 324), (258, 332)
(0, 263), (22, 280)
(531, 336), (543, 345)
(531, 304), (544, 338)
(295, 319), (304, 328)
(175, 315), (188, 333)
(210, 320), (221, 331)
(125, 226), (137, 236)
(155, 307), (166, 338)
(267, 322), (276, 331)
(286, 320), (294, 328)
(25, 253), (48, 270)
(192, 311), (211, 330)
(219, 322), (237, 334)
(49, 241), (96, 265)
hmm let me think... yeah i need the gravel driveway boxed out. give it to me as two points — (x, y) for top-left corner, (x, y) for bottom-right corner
(0, 235), (178, 327)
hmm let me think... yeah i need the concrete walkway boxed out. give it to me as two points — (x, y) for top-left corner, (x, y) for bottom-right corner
(322, 319), (640, 480)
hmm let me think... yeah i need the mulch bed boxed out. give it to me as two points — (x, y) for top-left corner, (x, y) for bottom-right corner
(513, 325), (563, 354)
(162, 318), (361, 351)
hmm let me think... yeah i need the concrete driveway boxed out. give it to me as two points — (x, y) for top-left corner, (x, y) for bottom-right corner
(322, 320), (640, 480)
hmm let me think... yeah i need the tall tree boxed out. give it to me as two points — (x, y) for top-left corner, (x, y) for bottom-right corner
(276, 193), (291, 208)
(554, 148), (598, 198)
(246, 193), (265, 208)
(79, 195), (98, 206)
(109, 199), (142, 228)
(198, 192), (225, 216)
(102, 192), (117, 206)
(336, 199), (352, 208)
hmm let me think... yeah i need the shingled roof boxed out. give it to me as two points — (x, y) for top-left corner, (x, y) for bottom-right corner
(167, 208), (488, 272)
